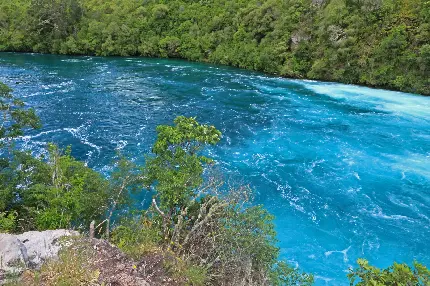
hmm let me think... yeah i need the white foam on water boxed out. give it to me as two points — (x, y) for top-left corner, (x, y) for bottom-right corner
(361, 205), (414, 222)
(306, 159), (325, 173)
(60, 59), (86, 63)
(314, 275), (333, 285)
(81, 139), (101, 152)
(64, 125), (102, 153)
(353, 172), (360, 180)
(290, 202), (306, 213)
(361, 237), (380, 254)
(17, 129), (63, 141)
(295, 81), (430, 119)
(418, 213), (430, 224)
(386, 152), (430, 179)
(114, 140), (128, 150)
(324, 246), (351, 263)
(387, 194), (412, 209)
(346, 187), (361, 194)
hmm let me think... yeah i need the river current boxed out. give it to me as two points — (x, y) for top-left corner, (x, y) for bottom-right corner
(1, 53), (429, 285)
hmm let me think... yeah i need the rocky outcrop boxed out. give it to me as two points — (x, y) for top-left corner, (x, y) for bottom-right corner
(0, 229), (78, 275)
(311, 0), (326, 7)
(0, 230), (179, 285)
(291, 31), (311, 48)
(327, 25), (346, 43)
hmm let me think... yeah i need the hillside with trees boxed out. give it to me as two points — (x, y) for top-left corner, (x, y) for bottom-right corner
(0, 0), (429, 95)
(1, 80), (430, 285)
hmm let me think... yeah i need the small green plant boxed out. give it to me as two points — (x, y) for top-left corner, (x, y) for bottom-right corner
(182, 265), (208, 286)
(162, 253), (208, 286)
(270, 261), (314, 286)
(0, 211), (17, 233)
(111, 216), (162, 260)
(21, 238), (100, 286)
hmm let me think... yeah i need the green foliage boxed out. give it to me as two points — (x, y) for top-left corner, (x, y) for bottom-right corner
(28, 0), (83, 53)
(144, 116), (221, 210)
(0, 0), (429, 94)
(0, 82), (41, 148)
(139, 116), (313, 285)
(348, 259), (430, 285)
(111, 215), (162, 259)
(0, 211), (17, 233)
(181, 265), (207, 286)
(0, 145), (110, 232)
(270, 261), (314, 286)
(164, 256), (208, 286)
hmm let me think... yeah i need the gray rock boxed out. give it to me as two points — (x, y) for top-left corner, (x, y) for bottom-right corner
(0, 234), (27, 273)
(291, 31), (311, 47)
(0, 229), (78, 275)
(327, 25), (346, 43)
(312, 0), (326, 7)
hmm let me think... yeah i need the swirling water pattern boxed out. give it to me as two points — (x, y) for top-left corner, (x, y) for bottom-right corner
(1, 53), (429, 284)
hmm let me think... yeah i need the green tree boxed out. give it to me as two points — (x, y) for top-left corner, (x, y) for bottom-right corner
(144, 116), (221, 211)
(105, 155), (143, 239)
(135, 116), (313, 285)
(0, 81), (41, 232)
(28, 0), (82, 52)
(1, 144), (110, 232)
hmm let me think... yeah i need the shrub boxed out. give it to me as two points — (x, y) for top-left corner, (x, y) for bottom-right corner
(1, 145), (110, 232)
(348, 258), (430, 285)
(0, 211), (17, 233)
(111, 216), (162, 260)
(137, 116), (313, 285)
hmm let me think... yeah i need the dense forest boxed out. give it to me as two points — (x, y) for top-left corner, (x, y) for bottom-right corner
(0, 0), (429, 95)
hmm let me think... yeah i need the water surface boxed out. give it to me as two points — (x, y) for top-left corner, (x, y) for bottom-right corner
(1, 53), (429, 284)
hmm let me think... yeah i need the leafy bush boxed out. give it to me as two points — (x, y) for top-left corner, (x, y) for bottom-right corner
(0, 211), (17, 233)
(348, 259), (430, 286)
(111, 216), (162, 259)
(1, 145), (110, 232)
(137, 116), (313, 285)
(163, 255), (208, 286)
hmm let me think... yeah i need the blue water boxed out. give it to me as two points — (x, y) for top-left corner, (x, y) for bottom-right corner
(1, 53), (429, 285)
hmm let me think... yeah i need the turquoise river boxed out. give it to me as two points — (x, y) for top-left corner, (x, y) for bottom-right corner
(1, 53), (429, 285)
